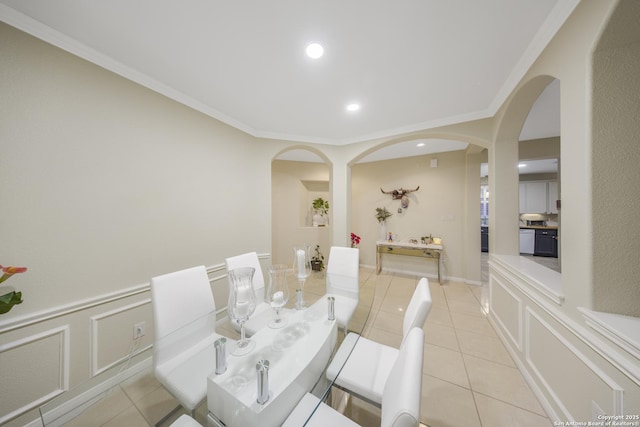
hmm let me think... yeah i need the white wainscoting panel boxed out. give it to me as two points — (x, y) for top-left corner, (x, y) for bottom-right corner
(0, 325), (70, 425)
(490, 274), (523, 352)
(525, 308), (624, 420)
(91, 300), (153, 376)
(0, 256), (272, 425)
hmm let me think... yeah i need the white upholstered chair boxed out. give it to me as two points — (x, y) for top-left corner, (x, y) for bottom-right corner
(325, 277), (432, 405)
(151, 265), (227, 417)
(225, 252), (272, 335)
(284, 327), (425, 427)
(325, 246), (360, 334)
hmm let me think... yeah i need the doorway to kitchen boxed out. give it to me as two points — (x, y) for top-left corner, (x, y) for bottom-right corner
(517, 78), (561, 273)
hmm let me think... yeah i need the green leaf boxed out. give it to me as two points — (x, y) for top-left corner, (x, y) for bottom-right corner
(0, 291), (23, 314)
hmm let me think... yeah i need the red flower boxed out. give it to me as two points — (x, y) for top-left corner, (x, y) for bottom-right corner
(0, 266), (28, 284)
(350, 233), (361, 246)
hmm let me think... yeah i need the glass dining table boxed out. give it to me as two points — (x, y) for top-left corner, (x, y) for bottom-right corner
(38, 270), (375, 427)
(206, 271), (375, 427)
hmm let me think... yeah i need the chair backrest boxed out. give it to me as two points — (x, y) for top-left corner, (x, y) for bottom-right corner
(225, 252), (266, 303)
(151, 265), (215, 340)
(402, 278), (432, 339)
(326, 246), (359, 297)
(381, 327), (425, 427)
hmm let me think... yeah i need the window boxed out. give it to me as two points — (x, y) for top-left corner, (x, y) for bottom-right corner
(480, 185), (489, 225)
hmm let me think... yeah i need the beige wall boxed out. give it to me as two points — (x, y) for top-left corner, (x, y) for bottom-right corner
(273, 148), (484, 285)
(519, 137), (560, 160)
(0, 22), (274, 312)
(591, 1), (640, 315)
(351, 150), (474, 282)
(2, 0), (640, 424)
(0, 22), (276, 425)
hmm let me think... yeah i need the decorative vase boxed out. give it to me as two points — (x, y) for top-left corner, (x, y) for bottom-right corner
(228, 267), (257, 356)
(313, 210), (326, 227)
(379, 221), (387, 242)
(267, 264), (289, 328)
(293, 245), (311, 309)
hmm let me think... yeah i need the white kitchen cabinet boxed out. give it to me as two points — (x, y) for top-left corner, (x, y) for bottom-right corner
(519, 181), (548, 213)
(519, 180), (559, 214)
(547, 181), (558, 214)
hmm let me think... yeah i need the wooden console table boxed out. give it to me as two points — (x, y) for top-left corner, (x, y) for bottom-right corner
(376, 241), (443, 285)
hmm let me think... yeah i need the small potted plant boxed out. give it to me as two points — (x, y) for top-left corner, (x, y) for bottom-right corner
(310, 245), (325, 271)
(375, 207), (392, 223)
(312, 198), (329, 227)
(375, 207), (393, 241)
(312, 198), (329, 216)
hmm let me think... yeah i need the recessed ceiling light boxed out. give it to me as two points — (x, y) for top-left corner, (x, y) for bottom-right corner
(305, 43), (324, 59)
(346, 103), (360, 112)
(416, 142), (425, 147)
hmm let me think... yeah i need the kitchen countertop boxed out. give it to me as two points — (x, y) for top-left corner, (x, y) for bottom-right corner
(519, 225), (558, 230)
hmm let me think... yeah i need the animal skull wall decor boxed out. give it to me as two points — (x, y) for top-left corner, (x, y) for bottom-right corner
(380, 186), (420, 208)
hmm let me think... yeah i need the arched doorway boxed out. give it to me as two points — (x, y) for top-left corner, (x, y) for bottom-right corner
(518, 78), (561, 272)
(271, 148), (332, 266)
(350, 137), (486, 285)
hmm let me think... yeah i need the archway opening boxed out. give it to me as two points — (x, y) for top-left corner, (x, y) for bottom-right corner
(517, 78), (561, 273)
(352, 137), (485, 285)
(271, 149), (331, 267)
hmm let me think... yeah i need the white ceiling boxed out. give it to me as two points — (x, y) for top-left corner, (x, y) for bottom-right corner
(278, 79), (560, 164)
(0, 0), (572, 159)
(480, 158), (558, 177)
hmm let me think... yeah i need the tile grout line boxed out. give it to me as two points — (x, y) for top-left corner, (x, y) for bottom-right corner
(443, 283), (485, 427)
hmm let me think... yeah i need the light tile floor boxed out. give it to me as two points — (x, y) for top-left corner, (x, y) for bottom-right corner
(46, 266), (553, 427)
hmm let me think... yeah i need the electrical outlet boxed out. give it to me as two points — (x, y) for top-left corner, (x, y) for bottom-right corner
(133, 321), (146, 339)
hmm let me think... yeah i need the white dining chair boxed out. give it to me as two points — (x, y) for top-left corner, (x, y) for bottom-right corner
(225, 252), (272, 335)
(151, 265), (226, 419)
(325, 277), (431, 405)
(284, 327), (425, 427)
(325, 246), (360, 334)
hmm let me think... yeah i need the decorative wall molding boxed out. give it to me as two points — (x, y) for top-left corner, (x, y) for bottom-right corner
(0, 4), (255, 140)
(90, 299), (153, 376)
(487, 313), (560, 422)
(525, 307), (624, 418)
(0, 325), (70, 425)
(0, 284), (150, 334)
(489, 255), (564, 305)
(0, 255), (263, 334)
(490, 274), (524, 352)
(488, 257), (640, 423)
(0, 254), (271, 424)
(491, 259), (640, 387)
(580, 308), (640, 362)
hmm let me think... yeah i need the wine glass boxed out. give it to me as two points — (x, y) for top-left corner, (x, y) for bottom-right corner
(292, 245), (311, 310)
(267, 264), (290, 328)
(228, 267), (257, 356)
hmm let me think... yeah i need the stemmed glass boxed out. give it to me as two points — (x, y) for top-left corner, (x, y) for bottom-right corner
(292, 245), (311, 310)
(267, 264), (290, 328)
(228, 267), (257, 356)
